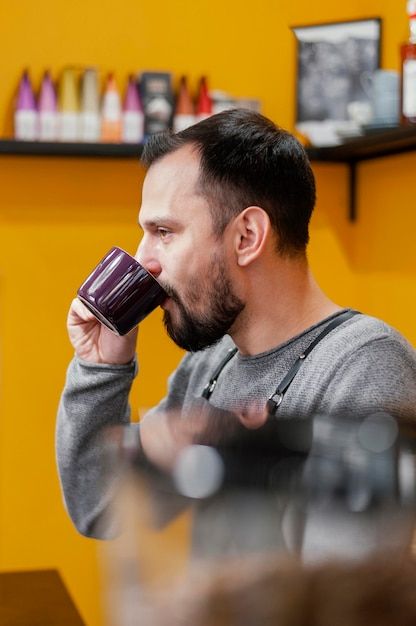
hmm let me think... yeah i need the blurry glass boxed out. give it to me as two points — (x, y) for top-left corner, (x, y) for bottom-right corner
(99, 412), (416, 626)
(101, 471), (191, 626)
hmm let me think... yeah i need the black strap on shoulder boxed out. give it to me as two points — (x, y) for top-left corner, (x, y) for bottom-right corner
(202, 347), (238, 400)
(266, 309), (360, 416)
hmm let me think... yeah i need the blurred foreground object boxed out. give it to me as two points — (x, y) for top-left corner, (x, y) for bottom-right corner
(101, 411), (416, 626)
(401, 0), (416, 125)
(152, 555), (416, 626)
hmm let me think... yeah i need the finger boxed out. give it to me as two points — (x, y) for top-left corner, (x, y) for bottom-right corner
(68, 298), (96, 323)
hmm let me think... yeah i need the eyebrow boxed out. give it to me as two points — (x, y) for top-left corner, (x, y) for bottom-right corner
(138, 216), (183, 230)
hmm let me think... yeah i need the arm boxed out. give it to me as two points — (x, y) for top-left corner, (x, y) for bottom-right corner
(56, 356), (136, 537)
(56, 297), (144, 537)
(56, 299), (198, 537)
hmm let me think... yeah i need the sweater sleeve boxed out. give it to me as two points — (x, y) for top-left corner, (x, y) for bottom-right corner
(55, 351), (198, 538)
(56, 356), (137, 538)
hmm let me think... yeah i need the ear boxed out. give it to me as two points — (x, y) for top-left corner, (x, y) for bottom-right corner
(232, 207), (272, 267)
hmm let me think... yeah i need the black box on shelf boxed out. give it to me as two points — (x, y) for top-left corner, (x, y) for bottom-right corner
(139, 72), (174, 138)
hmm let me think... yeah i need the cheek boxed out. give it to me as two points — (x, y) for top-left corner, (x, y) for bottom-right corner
(162, 252), (200, 284)
(181, 269), (214, 309)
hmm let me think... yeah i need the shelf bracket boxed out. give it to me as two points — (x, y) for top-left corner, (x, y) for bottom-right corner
(348, 161), (357, 222)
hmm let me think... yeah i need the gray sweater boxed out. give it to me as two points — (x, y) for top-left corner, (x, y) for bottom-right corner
(56, 311), (416, 553)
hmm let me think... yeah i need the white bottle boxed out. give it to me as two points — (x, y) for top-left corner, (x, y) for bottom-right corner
(15, 110), (38, 141)
(80, 68), (100, 142)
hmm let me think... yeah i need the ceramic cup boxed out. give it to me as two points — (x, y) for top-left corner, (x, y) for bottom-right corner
(77, 246), (167, 335)
(360, 69), (400, 125)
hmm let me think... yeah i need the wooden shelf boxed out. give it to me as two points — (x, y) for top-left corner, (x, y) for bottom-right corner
(0, 138), (143, 158)
(306, 125), (416, 221)
(0, 569), (86, 625)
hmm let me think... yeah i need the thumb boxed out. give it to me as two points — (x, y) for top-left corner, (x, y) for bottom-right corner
(237, 401), (268, 429)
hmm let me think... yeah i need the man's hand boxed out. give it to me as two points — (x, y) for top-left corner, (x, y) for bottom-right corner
(138, 401), (269, 472)
(67, 298), (138, 364)
(138, 408), (206, 471)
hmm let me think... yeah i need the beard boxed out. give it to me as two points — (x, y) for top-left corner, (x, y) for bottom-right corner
(160, 254), (245, 352)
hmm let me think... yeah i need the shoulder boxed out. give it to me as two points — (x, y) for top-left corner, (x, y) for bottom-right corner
(316, 313), (415, 363)
(309, 314), (416, 419)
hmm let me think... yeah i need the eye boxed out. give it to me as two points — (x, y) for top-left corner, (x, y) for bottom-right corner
(157, 227), (171, 240)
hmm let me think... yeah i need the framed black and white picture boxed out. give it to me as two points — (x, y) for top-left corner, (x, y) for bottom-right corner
(292, 18), (382, 145)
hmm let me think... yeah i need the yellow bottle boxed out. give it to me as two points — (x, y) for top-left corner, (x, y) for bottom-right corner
(58, 67), (80, 141)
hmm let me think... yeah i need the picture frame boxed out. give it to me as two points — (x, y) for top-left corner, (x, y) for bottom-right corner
(292, 17), (382, 144)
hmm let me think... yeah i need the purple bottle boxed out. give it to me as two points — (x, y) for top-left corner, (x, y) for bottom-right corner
(77, 247), (167, 335)
(14, 69), (38, 140)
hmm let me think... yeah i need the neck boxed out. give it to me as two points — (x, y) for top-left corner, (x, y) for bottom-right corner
(230, 255), (342, 356)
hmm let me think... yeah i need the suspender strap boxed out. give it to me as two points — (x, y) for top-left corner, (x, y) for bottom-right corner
(201, 310), (360, 408)
(202, 347), (238, 400)
(266, 310), (360, 416)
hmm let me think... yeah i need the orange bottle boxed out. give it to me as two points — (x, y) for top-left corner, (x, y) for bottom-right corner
(101, 73), (122, 142)
(173, 75), (195, 133)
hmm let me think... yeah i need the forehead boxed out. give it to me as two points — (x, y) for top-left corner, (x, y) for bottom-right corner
(139, 145), (210, 225)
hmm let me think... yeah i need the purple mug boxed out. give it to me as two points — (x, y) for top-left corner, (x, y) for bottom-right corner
(77, 246), (167, 335)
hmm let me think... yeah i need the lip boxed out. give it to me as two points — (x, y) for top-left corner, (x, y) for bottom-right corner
(161, 296), (170, 309)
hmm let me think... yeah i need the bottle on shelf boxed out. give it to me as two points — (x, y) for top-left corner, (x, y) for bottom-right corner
(122, 75), (144, 144)
(38, 71), (58, 141)
(58, 67), (80, 141)
(173, 75), (195, 133)
(80, 68), (100, 142)
(101, 73), (122, 142)
(401, 0), (416, 124)
(14, 69), (38, 141)
(195, 76), (212, 122)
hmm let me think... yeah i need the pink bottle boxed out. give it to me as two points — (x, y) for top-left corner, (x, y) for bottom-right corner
(38, 71), (58, 141)
(122, 75), (144, 143)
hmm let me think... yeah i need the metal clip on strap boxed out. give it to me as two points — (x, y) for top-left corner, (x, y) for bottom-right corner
(202, 347), (238, 400)
(266, 310), (359, 416)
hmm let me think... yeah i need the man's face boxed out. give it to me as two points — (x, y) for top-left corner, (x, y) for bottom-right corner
(136, 145), (244, 351)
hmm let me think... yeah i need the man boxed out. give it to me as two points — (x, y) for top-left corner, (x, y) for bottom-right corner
(56, 109), (416, 542)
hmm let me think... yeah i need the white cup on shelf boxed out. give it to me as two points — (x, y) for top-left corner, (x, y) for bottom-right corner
(360, 69), (400, 126)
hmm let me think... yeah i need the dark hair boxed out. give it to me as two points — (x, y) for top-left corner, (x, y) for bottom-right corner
(141, 109), (316, 255)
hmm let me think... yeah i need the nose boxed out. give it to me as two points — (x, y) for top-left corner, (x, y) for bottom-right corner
(135, 236), (162, 278)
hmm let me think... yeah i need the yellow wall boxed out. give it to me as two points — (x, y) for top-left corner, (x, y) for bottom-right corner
(0, 1), (415, 625)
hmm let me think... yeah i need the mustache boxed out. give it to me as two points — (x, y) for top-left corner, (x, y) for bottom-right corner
(159, 282), (182, 305)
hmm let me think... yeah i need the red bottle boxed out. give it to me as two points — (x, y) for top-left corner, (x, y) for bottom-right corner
(196, 76), (212, 122)
(401, 0), (416, 124)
